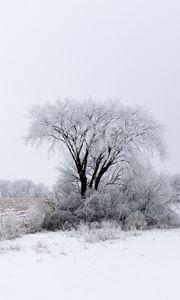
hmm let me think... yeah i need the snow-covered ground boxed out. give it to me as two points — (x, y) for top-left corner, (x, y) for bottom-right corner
(1, 229), (180, 300)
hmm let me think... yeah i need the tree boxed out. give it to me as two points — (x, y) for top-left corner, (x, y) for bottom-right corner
(26, 99), (166, 197)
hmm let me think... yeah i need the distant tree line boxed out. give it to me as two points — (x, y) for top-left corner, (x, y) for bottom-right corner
(0, 179), (49, 199)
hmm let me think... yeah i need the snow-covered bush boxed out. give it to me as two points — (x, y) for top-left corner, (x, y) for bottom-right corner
(43, 209), (78, 231)
(78, 190), (130, 223)
(40, 181), (179, 232)
(170, 174), (180, 202)
(58, 192), (83, 213)
(28, 202), (47, 233)
(118, 170), (172, 213)
(125, 211), (147, 230)
(41, 192), (83, 231)
(38, 191), (128, 231)
(0, 212), (23, 241)
(28, 169), (180, 233)
(27, 197), (59, 233)
(79, 192), (110, 222)
(145, 203), (180, 228)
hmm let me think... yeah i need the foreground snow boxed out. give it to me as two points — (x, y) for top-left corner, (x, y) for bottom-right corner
(0, 229), (180, 300)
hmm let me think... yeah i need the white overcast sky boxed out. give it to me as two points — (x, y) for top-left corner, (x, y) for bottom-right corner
(0, 0), (179, 185)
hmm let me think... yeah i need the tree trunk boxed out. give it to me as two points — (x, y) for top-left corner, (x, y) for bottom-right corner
(80, 175), (87, 197)
(94, 176), (101, 191)
(94, 162), (112, 190)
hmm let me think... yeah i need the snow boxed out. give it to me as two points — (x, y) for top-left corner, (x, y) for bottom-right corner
(0, 229), (180, 300)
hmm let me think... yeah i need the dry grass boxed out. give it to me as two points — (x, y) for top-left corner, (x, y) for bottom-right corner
(0, 198), (44, 221)
(74, 221), (123, 243)
(0, 198), (43, 240)
(0, 198), (43, 212)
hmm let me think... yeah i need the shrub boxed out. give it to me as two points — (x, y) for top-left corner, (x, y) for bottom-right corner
(42, 210), (78, 231)
(0, 212), (23, 241)
(124, 211), (147, 230)
(78, 190), (130, 223)
(28, 172), (180, 233)
(145, 203), (180, 228)
(41, 193), (83, 231)
(28, 202), (47, 233)
(58, 192), (83, 213)
(78, 192), (108, 222)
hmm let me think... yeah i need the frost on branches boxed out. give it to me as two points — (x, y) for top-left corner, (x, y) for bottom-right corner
(26, 99), (166, 197)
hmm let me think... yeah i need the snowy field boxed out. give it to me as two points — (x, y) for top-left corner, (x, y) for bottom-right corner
(0, 229), (180, 300)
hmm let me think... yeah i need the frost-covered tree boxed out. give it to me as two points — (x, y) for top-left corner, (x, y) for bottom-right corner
(26, 99), (166, 197)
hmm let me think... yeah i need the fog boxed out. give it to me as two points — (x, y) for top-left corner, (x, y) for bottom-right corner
(0, 0), (179, 185)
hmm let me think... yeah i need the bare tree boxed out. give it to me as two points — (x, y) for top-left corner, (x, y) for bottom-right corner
(26, 99), (166, 197)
